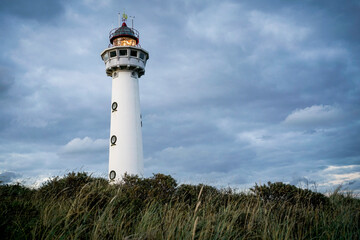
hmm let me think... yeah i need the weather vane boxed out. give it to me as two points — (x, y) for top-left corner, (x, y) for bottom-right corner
(118, 11), (128, 27)
(122, 11), (128, 22)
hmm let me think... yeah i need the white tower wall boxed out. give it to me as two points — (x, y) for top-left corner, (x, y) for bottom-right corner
(109, 70), (144, 178)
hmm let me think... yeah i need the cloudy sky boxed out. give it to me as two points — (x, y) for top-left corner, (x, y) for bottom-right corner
(0, 0), (359, 193)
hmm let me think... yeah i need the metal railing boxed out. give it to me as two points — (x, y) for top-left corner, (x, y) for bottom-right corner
(109, 27), (139, 41)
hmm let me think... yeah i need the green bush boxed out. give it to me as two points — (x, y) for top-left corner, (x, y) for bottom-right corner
(250, 181), (329, 207)
(38, 171), (108, 199)
(174, 183), (219, 205)
(0, 182), (34, 198)
(120, 173), (177, 203)
(0, 184), (37, 239)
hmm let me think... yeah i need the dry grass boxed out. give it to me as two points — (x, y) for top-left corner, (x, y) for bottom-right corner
(0, 172), (359, 239)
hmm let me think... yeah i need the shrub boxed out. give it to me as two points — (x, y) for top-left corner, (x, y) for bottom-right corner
(174, 184), (219, 205)
(146, 173), (177, 202)
(121, 173), (177, 203)
(0, 183), (34, 198)
(0, 184), (38, 239)
(38, 171), (108, 199)
(250, 181), (329, 207)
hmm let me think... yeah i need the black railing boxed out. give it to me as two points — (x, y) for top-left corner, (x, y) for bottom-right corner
(108, 43), (142, 48)
(109, 27), (139, 41)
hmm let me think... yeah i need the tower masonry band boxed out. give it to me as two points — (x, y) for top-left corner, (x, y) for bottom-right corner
(100, 13), (149, 182)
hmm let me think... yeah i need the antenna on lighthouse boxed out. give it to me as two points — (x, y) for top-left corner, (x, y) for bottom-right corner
(129, 15), (135, 29)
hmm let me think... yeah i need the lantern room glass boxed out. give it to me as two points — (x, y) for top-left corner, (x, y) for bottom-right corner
(113, 37), (137, 46)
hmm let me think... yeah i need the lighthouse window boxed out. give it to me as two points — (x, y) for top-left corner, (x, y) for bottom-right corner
(112, 102), (118, 111)
(119, 50), (127, 56)
(109, 170), (116, 180)
(102, 53), (109, 61)
(139, 52), (145, 60)
(110, 51), (117, 58)
(130, 50), (138, 57)
(111, 135), (117, 145)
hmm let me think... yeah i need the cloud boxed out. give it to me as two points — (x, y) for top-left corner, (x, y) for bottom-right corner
(0, 66), (16, 131)
(0, 151), (59, 172)
(313, 164), (360, 193)
(322, 165), (360, 183)
(328, 172), (360, 185)
(248, 10), (310, 50)
(0, 171), (20, 184)
(61, 137), (107, 154)
(290, 177), (316, 187)
(0, 67), (14, 94)
(297, 47), (348, 61)
(186, 2), (246, 45)
(283, 105), (343, 128)
(324, 165), (359, 173)
(0, 0), (65, 21)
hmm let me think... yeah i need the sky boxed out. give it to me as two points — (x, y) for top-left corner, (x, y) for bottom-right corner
(0, 0), (359, 193)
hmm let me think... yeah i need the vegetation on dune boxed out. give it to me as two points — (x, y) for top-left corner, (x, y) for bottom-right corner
(0, 172), (359, 239)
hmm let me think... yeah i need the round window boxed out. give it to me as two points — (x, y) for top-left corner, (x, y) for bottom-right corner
(109, 170), (116, 180)
(112, 102), (118, 111)
(111, 135), (117, 145)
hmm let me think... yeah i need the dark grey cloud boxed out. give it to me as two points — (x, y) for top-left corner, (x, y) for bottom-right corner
(0, 171), (20, 184)
(0, 0), (65, 21)
(290, 177), (316, 187)
(0, 67), (14, 94)
(0, 66), (16, 131)
(347, 180), (360, 194)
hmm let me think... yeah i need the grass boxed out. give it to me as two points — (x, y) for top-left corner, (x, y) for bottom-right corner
(0, 172), (359, 239)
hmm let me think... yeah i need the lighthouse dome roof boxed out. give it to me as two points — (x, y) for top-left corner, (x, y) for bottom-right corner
(109, 22), (139, 45)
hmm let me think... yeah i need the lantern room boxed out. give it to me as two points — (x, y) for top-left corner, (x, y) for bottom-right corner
(109, 14), (139, 47)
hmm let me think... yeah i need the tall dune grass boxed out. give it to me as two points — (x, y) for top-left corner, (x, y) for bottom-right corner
(1, 172), (359, 239)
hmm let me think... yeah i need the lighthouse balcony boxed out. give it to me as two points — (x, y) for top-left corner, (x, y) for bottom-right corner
(101, 47), (149, 77)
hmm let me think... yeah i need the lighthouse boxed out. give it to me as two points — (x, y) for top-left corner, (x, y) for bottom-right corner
(100, 13), (149, 182)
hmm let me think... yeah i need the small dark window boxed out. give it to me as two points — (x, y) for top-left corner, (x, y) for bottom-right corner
(119, 50), (127, 56)
(111, 135), (117, 145)
(112, 102), (118, 111)
(130, 50), (137, 57)
(139, 52), (145, 60)
(109, 170), (116, 180)
(110, 51), (117, 58)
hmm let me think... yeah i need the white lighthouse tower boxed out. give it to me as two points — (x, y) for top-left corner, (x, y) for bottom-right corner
(100, 13), (149, 182)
